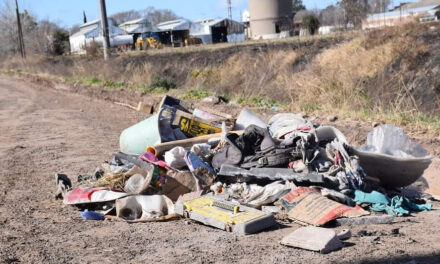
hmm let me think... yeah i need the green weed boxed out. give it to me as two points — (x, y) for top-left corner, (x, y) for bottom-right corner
(183, 86), (212, 100)
(104, 80), (125, 89)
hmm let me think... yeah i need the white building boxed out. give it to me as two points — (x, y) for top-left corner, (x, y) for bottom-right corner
(193, 18), (245, 44)
(69, 18), (133, 54)
(363, 0), (440, 30)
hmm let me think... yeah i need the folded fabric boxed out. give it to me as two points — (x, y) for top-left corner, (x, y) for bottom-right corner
(354, 190), (432, 216)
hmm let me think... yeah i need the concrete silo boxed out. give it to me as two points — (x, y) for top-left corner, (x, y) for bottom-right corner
(248, 0), (293, 39)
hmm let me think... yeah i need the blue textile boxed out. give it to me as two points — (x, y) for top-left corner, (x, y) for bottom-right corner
(81, 211), (105, 220)
(354, 190), (432, 216)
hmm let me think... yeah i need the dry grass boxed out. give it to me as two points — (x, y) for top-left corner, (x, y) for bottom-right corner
(1, 23), (439, 133)
(286, 35), (396, 113)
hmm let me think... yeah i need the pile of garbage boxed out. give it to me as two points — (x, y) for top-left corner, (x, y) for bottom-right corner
(56, 95), (435, 253)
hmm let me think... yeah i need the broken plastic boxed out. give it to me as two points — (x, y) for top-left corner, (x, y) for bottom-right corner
(116, 195), (175, 221)
(119, 107), (186, 155)
(233, 109), (267, 130)
(350, 125), (432, 187)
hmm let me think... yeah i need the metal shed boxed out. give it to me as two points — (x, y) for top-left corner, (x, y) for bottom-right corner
(69, 18), (132, 54)
(193, 18), (245, 44)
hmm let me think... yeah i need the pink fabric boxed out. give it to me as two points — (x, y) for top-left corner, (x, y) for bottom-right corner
(139, 152), (171, 170)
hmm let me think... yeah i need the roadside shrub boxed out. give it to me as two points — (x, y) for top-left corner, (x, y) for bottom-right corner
(302, 15), (320, 35)
(84, 42), (101, 58)
(150, 75), (176, 90)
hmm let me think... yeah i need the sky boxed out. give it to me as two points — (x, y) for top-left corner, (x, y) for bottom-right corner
(8, 0), (341, 28)
(6, 0), (413, 28)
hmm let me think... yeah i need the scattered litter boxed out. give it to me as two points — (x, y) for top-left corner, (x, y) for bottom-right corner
(261, 205), (282, 215)
(164, 147), (187, 169)
(56, 94), (434, 248)
(337, 229), (351, 240)
(55, 173), (72, 200)
(280, 226), (343, 254)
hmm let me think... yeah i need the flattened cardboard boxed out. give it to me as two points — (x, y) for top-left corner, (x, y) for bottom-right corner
(281, 187), (369, 226)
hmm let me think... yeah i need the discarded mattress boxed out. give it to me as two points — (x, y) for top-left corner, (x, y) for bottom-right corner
(349, 125), (432, 187)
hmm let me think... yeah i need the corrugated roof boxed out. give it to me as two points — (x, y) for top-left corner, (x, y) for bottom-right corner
(71, 18), (125, 38)
(156, 19), (191, 31)
(196, 18), (244, 27)
(119, 17), (158, 33)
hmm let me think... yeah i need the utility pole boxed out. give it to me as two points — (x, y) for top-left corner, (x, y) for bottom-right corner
(227, 0), (232, 21)
(98, 0), (110, 60)
(14, 0), (25, 59)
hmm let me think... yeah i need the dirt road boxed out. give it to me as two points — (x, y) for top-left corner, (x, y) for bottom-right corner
(1, 76), (439, 264)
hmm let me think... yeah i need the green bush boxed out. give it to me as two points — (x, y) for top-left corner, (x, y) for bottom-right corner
(84, 77), (101, 86)
(302, 15), (320, 35)
(150, 75), (176, 91)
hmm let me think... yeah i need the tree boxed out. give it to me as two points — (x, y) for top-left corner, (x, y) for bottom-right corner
(0, 0), (70, 57)
(83, 11), (87, 24)
(110, 8), (179, 26)
(0, 2), (38, 56)
(339, 0), (367, 28)
(142, 7), (180, 25)
(110, 10), (141, 25)
(368, 0), (391, 13)
(320, 5), (345, 27)
(0, 0), (18, 56)
(302, 14), (320, 35)
(70, 24), (80, 35)
(292, 0), (306, 13)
